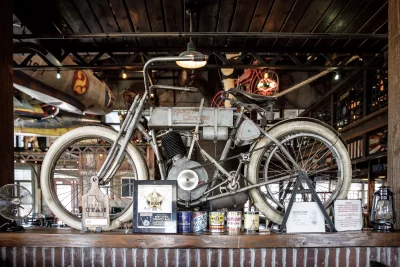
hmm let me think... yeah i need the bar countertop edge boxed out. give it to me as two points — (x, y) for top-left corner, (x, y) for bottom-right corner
(0, 229), (397, 248)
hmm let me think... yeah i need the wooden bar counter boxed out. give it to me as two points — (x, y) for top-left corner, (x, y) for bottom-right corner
(0, 228), (397, 248)
(0, 228), (398, 266)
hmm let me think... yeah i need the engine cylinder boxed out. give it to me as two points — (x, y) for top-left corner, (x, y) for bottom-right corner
(162, 131), (187, 159)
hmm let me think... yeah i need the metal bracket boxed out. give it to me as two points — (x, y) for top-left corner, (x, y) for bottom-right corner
(188, 98), (204, 160)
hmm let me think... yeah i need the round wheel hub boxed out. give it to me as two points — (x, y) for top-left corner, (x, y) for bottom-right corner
(177, 169), (199, 191)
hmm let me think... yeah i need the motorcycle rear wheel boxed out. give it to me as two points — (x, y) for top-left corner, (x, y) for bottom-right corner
(247, 121), (351, 225)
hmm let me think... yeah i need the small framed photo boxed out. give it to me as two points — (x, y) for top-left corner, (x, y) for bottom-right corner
(132, 180), (177, 233)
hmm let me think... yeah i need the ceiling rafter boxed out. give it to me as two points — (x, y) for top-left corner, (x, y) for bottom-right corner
(13, 32), (388, 40)
(13, 50), (385, 71)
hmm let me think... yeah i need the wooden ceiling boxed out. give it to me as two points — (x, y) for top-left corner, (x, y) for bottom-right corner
(13, 0), (388, 54)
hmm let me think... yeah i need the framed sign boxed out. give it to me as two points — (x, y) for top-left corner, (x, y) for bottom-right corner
(286, 202), (325, 233)
(132, 180), (177, 233)
(334, 199), (362, 231)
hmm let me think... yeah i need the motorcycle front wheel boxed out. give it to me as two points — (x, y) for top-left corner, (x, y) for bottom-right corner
(247, 121), (352, 225)
(40, 126), (149, 231)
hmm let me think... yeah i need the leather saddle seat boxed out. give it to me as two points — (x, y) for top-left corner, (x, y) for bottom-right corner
(226, 88), (277, 104)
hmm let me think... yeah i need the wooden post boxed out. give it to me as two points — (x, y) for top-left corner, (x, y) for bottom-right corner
(0, 2), (14, 184)
(388, 0), (400, 229)
(0, 0), (13, 225)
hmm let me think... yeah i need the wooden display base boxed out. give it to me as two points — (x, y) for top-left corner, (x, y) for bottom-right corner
(0, 228), (398, 248)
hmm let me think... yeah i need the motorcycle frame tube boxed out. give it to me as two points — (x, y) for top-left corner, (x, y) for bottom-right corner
(97, 94), (139, 179)
(100, 56), (197, 182)
(177, 107), (300, 207)
(242, 114), (301, 171)
(177, 108), (247, 207)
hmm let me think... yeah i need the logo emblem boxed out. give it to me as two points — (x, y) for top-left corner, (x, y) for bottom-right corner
(72, 70), (89, 95)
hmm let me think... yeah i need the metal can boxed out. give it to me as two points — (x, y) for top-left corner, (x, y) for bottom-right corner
(192, 211), (208, 233)
(177, 211), (192, 233)
(244, 211), (259, 232)
(226, 211), (242, 232)
(209, 211), (224, 232)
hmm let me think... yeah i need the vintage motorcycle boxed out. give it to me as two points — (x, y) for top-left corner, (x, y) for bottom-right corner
(40, 55), (352, 231)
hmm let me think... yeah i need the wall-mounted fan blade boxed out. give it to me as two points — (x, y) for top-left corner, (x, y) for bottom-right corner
(0, 184), (33, 220)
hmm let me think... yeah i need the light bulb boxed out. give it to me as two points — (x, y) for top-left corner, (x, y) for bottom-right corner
(122, 70), (127, 79)
(56, 70), (61, 79)
(334, 72), (339, 80)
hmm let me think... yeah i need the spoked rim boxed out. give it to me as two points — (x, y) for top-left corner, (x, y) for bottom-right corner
(48, 136), (138, 223)
(257, 132), (344, 213)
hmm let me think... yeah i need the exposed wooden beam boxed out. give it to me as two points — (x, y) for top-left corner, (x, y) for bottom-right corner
(339, 106), (388, 141)
(0, 0), (14, 225)
(13, 32), (389, 40)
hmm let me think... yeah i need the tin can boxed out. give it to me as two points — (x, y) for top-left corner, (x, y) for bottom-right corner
(244, 211), (259, 232)
(177, 211), (192, 233)
(226, 211), (242, 232)
(209, 211), (224, 232)
(192, 211), (208, 233)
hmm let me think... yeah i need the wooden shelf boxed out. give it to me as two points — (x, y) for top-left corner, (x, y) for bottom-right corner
(0, 228), (398, 249)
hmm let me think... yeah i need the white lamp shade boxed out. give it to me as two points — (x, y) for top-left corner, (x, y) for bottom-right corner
(176, 50), (207, 69)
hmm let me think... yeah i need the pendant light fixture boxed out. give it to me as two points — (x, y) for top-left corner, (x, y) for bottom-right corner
(176, 9), (208, 69)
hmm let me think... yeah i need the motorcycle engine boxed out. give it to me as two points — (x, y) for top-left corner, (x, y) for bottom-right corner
(162, 131), (208, 201)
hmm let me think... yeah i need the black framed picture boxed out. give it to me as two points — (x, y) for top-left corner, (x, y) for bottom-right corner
(132, 180), (177, 233)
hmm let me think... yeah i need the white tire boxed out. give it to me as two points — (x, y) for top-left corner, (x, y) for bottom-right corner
(247, 121), (352, 224)
(41, 126), (148, 231)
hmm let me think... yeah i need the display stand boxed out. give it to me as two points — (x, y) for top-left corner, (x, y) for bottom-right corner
(81, 176), (110, 233)
(277, 171), (336, 233)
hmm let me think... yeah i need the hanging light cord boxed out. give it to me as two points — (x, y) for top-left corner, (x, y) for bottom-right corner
(189, 10), (193, 43)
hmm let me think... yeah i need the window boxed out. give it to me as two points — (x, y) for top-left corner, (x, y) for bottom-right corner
(14, 168), (34, 197)
(121, 178), (135, 198)
(347, 182), (368, 207)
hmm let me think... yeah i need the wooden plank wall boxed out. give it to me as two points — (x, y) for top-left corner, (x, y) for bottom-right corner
(388, 0), (400, 230)
(0, 247), (397, 267)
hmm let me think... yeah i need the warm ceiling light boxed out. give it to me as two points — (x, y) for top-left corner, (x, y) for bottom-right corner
(176, 41), (208, 69)
(334, 72), (340, 80)
(175, 9), (208, 69)
(122, 69), (127, 79)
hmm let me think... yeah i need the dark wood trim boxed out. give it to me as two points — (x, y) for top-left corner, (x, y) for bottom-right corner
(351, 151), (387, 165)
(339, 106), (388, 141)
(0, 0), (13, 185)
(0, 229), (398, 249)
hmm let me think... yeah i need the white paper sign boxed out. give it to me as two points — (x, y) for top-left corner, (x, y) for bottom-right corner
(84, 218), (108, 226)
(334, 199), (362, 231)
(286, 202), (326, 233)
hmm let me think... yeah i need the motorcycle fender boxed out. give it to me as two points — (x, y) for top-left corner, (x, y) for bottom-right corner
(266, 117), (347, 146)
